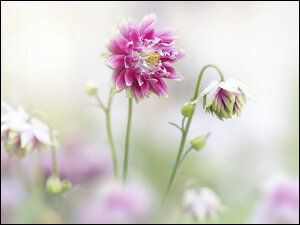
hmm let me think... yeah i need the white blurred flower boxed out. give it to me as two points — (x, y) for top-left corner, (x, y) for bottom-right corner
(251, 175), (299, 224)
(1, 102), (55, 158)
(182, 187), (225, 221)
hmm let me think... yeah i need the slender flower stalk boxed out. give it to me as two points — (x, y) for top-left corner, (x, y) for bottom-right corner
(105, 90), (119, 179)
(161, 64), (225, 205)
(93, 87), (119, 179)
(123, 98), (133, 182)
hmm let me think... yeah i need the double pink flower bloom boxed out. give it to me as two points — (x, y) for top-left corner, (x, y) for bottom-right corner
(103, 14), (184, 100)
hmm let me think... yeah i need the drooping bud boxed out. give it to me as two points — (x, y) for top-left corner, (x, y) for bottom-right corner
(181, 101), (195, 118)
(46, 174), (62, 194)
(190, 133), (210, 151)
(1, 102), (56, 159)
(192, 79), (255, 120)
(85, 81), (99, 96)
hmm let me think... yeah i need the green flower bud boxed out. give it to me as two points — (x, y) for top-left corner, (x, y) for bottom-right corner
(190, 133), (210, 151)
(62, 180), (72, 191)
(85, 81), (99, 96)
(181, 101), (195, 118)
(46, 174), (62, 194)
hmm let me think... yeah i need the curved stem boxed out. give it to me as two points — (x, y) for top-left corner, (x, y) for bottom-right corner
(161, 64), (224, 206)
(179, 146), (193, 166)
(28, 111), (59, 176)
(193, 64), (224, 100)
(105, 88), (119, 179)
(123, 98), (133, 182)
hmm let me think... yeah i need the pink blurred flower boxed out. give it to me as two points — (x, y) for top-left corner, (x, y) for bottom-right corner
(251, 177), (299, 224)
(43, 145), (112, 184)
(81, 180), (156, 223)
(1, 179), (25, 224)
(182, 187), (225, 221)
(103, 14), (184, 100)
(1, 102), (54, 158)
(198, 79), (254, 120)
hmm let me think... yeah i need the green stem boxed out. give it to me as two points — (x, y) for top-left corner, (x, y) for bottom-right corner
(179, 146), (193, 166)
(123, 98), (133, 182)
(105, 89), (119, 179)
(161, 64), (224, 206)
(50, 127), (59, 176)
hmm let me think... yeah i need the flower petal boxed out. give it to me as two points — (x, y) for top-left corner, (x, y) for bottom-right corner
(124, 69), (134, 86)
(150, 78), (168, 96)
(104, 55), (125, 69)
(116, 69), (126, 90)
(139, 13), (157, 34)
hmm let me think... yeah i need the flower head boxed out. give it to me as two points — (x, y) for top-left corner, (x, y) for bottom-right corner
(197, 79), (254, 120)
(103, 14), (184, 101)
(1, 102), (55, 158)
(183, 187), (225, 221)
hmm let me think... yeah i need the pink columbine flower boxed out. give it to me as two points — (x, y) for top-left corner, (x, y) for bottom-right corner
(1, 102), (55, 158)
(1, 178), (25, 224)
(80, 179), (157, 224)
(182, 187), (225, 222)
(43, 144), (112, 184)
(103, 14), (184, 100)
(251, 176), (299, 224)
(196, 78), (255, 120)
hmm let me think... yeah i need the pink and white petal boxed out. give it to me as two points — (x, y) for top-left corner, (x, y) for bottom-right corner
(119, 19), (131, 39)
(161, 64), (182, 80)
(106, 34), (128, 54)
(140, 81), (150, 97)
(129, 24), (139, 43)
(133, 85), (143, 100)
(219, 80), (240, 93)
(150, 78), (168, 96)
(205, 86), (221, 108)
(227, 78), (256, 101)
(116, 69), (126, 90)
(104, 55), (125, 69)
(155, 28), (177, 43)
(141, 23), (155, 40)
(112, 69), (123, 82)
(20, 131), (34, 149)
(124, 69), (134, 86)
(138, 13), (157, 34)
(198, 81), (219, 99)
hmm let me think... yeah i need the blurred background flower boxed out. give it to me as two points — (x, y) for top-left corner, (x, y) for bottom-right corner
(80, 179), (157, 224)
(1, 1), (299, 224)
(182, 186), (225, 222)
(250, 175), (299, 224)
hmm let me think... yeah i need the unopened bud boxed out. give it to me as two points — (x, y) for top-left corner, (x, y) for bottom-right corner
(181, 101), (195, 118)
(46, 174), (62, 194)
(85, 81), (99, 96)
(190, 133), (210, 151)
(62, 180), (72, 190)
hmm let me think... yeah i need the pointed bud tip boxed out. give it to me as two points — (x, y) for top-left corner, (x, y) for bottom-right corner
(190, 133), (210, 151)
